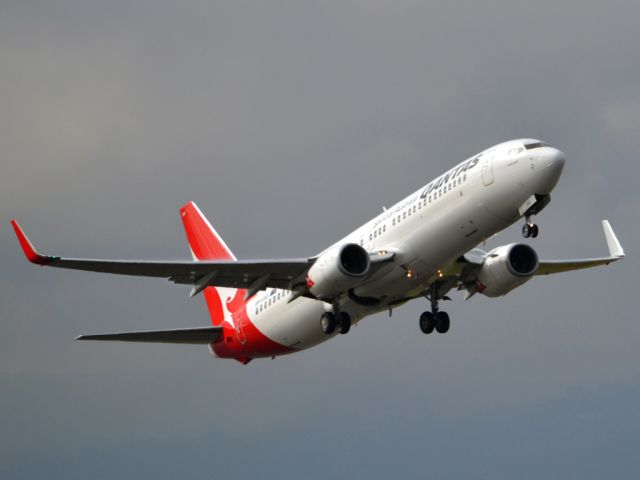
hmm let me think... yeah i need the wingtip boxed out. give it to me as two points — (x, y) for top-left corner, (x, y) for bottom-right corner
(602, 220), (625, 258)
(10, 220), (52, 265)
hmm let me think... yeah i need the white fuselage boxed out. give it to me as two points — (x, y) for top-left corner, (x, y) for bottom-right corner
(244, 139), (565, 352)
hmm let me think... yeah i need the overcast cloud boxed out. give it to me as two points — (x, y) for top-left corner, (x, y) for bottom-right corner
(1, 1), (638, 478)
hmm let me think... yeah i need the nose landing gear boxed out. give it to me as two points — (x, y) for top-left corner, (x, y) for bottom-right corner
(522, 217), (539, 238)
(520, 194), (550, 238)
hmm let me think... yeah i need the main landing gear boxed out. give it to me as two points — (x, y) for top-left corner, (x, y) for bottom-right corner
(419, 284), (450, 334)
(321, 311), (351, 335)
(521, 215), (539, 238)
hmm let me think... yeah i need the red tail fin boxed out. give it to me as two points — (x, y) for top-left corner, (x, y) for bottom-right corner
(180, 202), (236, 261)
(180, 202), (237, 326)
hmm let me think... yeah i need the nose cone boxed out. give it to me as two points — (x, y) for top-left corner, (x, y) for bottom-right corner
(547, 147), (566, 174)
(535, 147), (565, 193)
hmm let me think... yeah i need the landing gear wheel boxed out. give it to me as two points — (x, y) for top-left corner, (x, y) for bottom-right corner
(419, 311), (436, 334)
(320, 312), (336, 334)
(522, 223), (539, 238)
(435, 312), (450, 334)
(337, 312), (352, 334)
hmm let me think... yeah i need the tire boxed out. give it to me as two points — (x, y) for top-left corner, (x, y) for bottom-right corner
(522, 223), (531, 238)
(435, 311), (450, 334)
(530, 224), (539, 238)
(419, 311), (435, 334)
(321, 312), (336, 334)
(337, 312), (351, 334)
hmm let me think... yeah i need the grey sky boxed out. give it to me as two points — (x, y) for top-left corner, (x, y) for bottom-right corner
(1, 1), (638, 478)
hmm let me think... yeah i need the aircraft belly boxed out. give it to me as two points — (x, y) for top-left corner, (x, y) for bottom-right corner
(251, 297), (330, 350)
(355, 192), (508, 300)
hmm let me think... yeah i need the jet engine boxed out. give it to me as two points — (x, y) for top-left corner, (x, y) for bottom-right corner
(307, 243), (370, 300)
(474, 243), (539, 297)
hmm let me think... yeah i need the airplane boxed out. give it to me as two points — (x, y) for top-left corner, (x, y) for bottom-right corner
(11, 139), (625, 364)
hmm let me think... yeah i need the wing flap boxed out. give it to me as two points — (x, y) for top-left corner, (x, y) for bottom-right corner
(76, 326), (223, 344)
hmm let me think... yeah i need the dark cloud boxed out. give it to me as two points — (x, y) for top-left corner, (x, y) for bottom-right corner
(1, 1), (638, 478)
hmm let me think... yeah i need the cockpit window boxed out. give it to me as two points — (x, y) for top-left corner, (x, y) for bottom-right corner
(524, 141), (550, 150)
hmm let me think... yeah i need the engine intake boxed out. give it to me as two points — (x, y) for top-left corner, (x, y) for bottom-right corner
(307, 243), (370, 300)
(505, 244), (539, 276)
(475, 243), (539, 297)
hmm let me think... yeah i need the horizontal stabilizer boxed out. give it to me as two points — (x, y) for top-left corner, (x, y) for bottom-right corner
(76, 326), (223, 344)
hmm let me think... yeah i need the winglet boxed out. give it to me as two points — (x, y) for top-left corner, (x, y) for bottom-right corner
(602, 220), (624, 258)
(10, 220), (54, 265)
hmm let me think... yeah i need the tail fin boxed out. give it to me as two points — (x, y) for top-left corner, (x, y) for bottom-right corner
(180, 202), (239, 327)
(180, 202), (236, 261)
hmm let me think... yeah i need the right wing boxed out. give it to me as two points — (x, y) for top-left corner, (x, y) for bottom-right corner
(76, 326), (223, 344)
(536, 220), (625, 275)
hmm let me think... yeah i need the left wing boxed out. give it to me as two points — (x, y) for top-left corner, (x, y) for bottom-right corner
(458, 220), (624, 275)
(536, 220), (624, 275)
(447, 220), (624, 301)
(11, 220), (312, 292)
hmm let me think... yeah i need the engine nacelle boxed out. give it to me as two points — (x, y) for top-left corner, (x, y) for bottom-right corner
(307, 243), (370, 300)
(475, 243), (539, 297)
